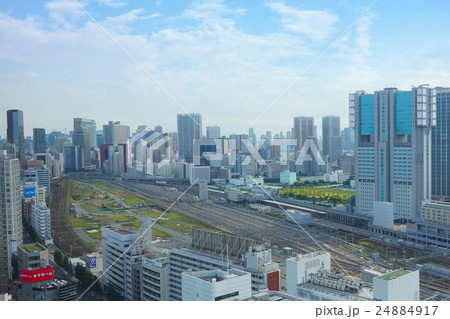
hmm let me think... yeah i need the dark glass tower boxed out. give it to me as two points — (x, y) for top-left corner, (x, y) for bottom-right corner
(33, 128), (47, 154)
(6, 109), (26, 168)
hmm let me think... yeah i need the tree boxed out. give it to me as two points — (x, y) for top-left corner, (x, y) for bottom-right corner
(106, 284), (120, 301)
(74, 264), (100, 292)
(63, 255), (70, 271)
(54, 250), (63, 266)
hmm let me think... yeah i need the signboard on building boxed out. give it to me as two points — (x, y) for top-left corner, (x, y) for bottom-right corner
(23, 186), (36, 198)
(20, 267), (54, 283)
(88, 256), (96, 268)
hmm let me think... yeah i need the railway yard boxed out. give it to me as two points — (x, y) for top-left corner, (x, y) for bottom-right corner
(50, 176), (450, 299)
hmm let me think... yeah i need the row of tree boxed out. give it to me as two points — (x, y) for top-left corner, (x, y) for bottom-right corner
(22, 220), (45, 246)
(74, 264), (101, 293)
(54, 250), (70, 271)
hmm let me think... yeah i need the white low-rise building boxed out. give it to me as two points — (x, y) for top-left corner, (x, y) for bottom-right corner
(286, 251), (331, 296)
(373, 201), (394, 228)
(373, 269), (420, 301)
(280, 170), (296, 184)
(182, 269), (251, 301)
(323, 170), (350, 183)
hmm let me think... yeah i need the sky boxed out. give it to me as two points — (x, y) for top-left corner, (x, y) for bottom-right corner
(1, 0), (450, 138)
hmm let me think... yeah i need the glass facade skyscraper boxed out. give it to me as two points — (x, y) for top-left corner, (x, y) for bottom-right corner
(293, 116), (314, 153)
(432, 87), (450, 198)
(177, 113), (202, 163)
(33, 128), (47, 154)
(6, 109), (26, 168)
(322, 116), (341, 162)
(350, 86), (436, 222)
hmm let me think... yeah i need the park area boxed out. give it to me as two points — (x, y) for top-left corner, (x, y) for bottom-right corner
(277, 184), (355, 206)
(67, 179), (217, 242)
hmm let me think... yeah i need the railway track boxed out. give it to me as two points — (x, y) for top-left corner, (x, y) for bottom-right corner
(111, 181), (376, 276)
(50, 177), (89, 257)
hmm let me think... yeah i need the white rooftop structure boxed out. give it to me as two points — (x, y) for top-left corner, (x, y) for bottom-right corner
(182, 269), (251, 301)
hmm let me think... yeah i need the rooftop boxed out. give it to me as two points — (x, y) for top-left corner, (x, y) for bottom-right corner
(24, 245), (40, 253)
(183, 269), (248, 283)
(22, 243), (46, 253)
(376, 269), (410, 281)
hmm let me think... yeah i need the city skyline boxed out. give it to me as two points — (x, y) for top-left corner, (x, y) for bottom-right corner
(1, 1), (450, 136)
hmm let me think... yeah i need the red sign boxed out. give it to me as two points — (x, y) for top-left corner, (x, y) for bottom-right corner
(20, 267), (54, 283)
(267, 270), (280, 291)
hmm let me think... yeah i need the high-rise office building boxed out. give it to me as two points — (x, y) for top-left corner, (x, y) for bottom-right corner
(154, 125), (163, 134)
(293, 116), (314, 153)
(350, 86), (436, 221)
(342, 127), (355, 151)
(103, 121), (130, 145)
(86, 119), (97, 149)
(72, 118), (91, 168)
(0, 156), (22, 293)
(96, 132), (104, 146)
(432, 87), (450, 199)
(206, 125), (220, 139)
(33, 128), (46, 154)
(248, 128), (256, 144)
(177, 114), (202, 163)
(48, 131), (64, 149)
(6, 109), (26, 168)
(63, 145), (82, 172)
(322, 116), (341, 162)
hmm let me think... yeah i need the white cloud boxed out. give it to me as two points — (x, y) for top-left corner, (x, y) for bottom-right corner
(45, 0), (86, 29)
(182, 0), (246, 20)
(265, 1), (339, 41)
(97, 0), (128, 8)
(2, 1), (449, 136)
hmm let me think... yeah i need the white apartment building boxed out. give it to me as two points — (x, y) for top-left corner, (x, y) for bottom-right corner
(30, 203), (52, 240)
(101, 226), (139, 298)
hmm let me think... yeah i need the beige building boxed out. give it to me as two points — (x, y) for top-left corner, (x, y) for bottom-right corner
(18, 243), (49, 270)
(421, 200), (450, 226)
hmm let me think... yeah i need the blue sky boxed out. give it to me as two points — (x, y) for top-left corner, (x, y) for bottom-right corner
(1, 0), (450, 137)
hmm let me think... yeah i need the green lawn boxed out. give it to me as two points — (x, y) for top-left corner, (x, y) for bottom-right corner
(136, 210), (161, 218)
(278, 186), (355, 206)
(124, 197), (145, 205)
(104, 215), (136, 223)
(24, 245), (40, 252)
(152, 228), (169, 238)
(85, 229), (102, 240)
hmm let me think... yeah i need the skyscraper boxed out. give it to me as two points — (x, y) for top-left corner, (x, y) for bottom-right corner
(322, 116), (341, 162)
(33, 128), (46, 154)
(154, 125), (163, 134)
(293, 116), (314, 153)
(72, 118), (91, 168)
(0, 156), (22, 293)
(432, 87), (450, 199)
(103, 121), (130, 145)
(6, 109), (25, 168)
(350, 86), (436, 221)
(177, 114), (202, 163)
(248, 127), (256, 144)
(342, 127), (355, 151)
(86, 119), (97, 149)
(206, 125), (220, 139)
